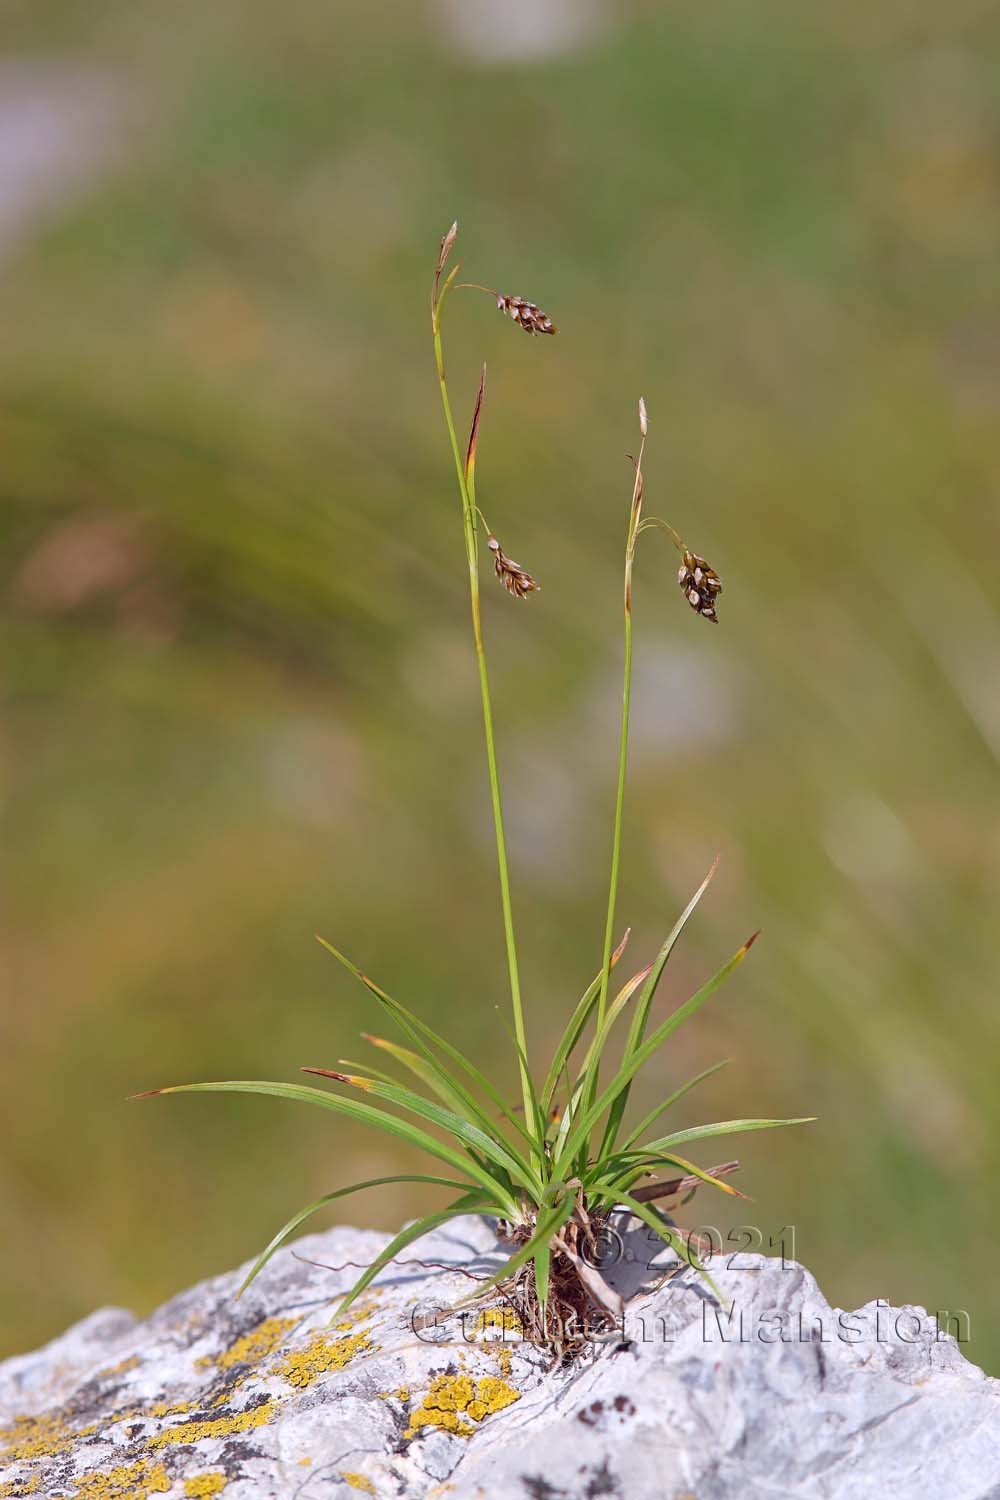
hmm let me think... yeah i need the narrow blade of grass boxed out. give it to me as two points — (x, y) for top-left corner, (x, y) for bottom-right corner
(539, 928), (630, 1114)
(553, 932), (758, 1177)
(493, 1006), (545, 1146)
(336, 1057), (403, 1089)
(452, 1197), (576, 1307)
(361, 1034), (454, 1104)
(301, 1068), (541, 1196)
(237, 1174), (474, 1297)
(576, 962), (653, 1084)
(589, 1149), (750, 1202)
(316, 936), (536, 1153)
(333, 1194), (487, 1322)
(615, 1059), (732, 1156)
(610, 1188), (724, 1304)
(638, 1116), (816, 1155)
(596, 859), (720, 1160)
(533, 1240), (552, 1308)
(134, 1079), (519, 1217)
(547, 963), (650, 1162)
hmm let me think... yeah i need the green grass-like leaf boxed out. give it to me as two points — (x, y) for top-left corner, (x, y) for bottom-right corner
(134, 1079), (520, 1217)
(594, 857), (720, 1162)
(539, 929), (630, 1115)
(615, 1059), (732, 1156)
(300, 1067), (541, 1196)
(552, 931), (760, 1178)
(316, 935), (537, 1152)
(236, 1174), (474, 1297)
(333, 1195), (489, 1322)
(637, 1116), (818, 1155)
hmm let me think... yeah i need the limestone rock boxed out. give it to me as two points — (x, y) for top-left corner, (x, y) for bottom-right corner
(1, 1214), (998, 1499)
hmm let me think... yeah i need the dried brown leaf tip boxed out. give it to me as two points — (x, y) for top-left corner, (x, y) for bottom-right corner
(488, 535), (539, 598)
(435, 220), (458, 283)
(496, 293), (557, 336)
(465, 363), (486, 481)
(432, 220), (459, 314)
(678, 549), (722, 622)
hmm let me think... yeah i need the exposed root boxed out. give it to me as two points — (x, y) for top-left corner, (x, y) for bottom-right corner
(495, 1161), (742, 1365)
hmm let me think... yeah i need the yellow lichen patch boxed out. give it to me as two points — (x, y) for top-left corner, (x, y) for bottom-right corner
(147, 1401), (194, 1419)
(1, 1477), (40, 1498)
(72, 1458), (170, 1499)
(0, 1411), (99, 1464)
(378, 1385), (409, 1402)
(274, 1330), (371, 1390)
(403, 1373), (520, 1440)
(198, 1316), (297, 1373)
(474, 1306), (522, 1338)
(183, 1475), (228, 1498)
(466, 1375), (520, 1422)
(342, 1475), (375, 1494)
(147, 1399), (277, 1449)
(98, 1355), (140, 1379)
(331, 1299), (377, 1334)
(209, 1380), (245, 1409)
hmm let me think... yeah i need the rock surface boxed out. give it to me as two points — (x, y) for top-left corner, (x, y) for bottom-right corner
(2, 1213), (998, 1499)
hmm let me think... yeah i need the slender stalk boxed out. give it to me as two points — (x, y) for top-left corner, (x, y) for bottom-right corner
(431, 292), (536, 1144)
(595, 434), (647, 1038)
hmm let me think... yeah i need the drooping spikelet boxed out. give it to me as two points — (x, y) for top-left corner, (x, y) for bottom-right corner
(496, 294), (557, 336)
(678, 549), (722, 622)
(488, 535), (539, 598)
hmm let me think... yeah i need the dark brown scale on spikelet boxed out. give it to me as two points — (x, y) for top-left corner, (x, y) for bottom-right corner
(496, 294), (557, 336)
(488, 535), (539, 598)
(678, 549), (722, 622)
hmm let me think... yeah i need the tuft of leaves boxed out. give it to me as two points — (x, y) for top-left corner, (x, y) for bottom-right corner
(136, 224), (812, 1356)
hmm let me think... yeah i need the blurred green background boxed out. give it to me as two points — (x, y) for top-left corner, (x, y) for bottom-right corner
(2, 0), (999, 1369)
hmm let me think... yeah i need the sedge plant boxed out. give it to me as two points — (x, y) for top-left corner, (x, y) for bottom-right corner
(135, 223), (812, 1357)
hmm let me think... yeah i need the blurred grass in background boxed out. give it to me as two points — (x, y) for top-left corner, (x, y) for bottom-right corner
(2, 0), (999, 1366)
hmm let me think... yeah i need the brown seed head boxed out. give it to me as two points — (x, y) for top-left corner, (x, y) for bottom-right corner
(487, 535), (539, 598)
(496, 293), (557, 336)
(678, 549), (722, 622)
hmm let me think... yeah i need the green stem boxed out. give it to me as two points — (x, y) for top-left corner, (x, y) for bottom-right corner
(596, 436), (647, 1037)
(431, 305), (536, 1142)
(597, 611), (632, 1032)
